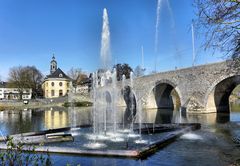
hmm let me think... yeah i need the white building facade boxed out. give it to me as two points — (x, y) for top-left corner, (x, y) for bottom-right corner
(0, 82), (32, 100)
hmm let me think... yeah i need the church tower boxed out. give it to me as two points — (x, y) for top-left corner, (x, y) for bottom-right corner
(50, 54), (57, 74)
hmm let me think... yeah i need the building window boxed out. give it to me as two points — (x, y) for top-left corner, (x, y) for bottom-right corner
(51, 82), (54, 87)
(59, 82), (63, 86)
(59, 74), (63, 77)
(51, 90), (55, 97)
(59, 90), (63, 96)
(67, 83), (69, 87)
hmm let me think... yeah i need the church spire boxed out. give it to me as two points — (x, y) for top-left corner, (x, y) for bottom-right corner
(50, 54), (57, 74)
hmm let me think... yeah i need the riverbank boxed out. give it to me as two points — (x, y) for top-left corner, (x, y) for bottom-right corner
(63, 101), (93, 107)
(0, 94), (93, 111)
(0, 97), (67, 111)
(0, 102), (63, 111)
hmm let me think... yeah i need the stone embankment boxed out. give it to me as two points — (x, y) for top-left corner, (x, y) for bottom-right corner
(0, 93), (92, 111)
(68, 92), (91, 102)
(0, 96), (68, 110)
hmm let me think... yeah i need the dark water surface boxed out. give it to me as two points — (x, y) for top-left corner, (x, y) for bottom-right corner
(0, 104), (239, 166)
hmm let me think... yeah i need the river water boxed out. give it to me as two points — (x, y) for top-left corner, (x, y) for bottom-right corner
(0, 104), (239, 166)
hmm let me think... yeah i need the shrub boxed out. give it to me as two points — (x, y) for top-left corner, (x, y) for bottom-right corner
(63, 101), (92, 107)
(0, 136), (52, 166)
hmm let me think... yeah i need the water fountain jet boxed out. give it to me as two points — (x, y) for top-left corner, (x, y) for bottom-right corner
(100, 8), (111, 70)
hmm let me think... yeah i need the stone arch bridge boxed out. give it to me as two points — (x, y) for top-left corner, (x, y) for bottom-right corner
(101, 60), (240, 113)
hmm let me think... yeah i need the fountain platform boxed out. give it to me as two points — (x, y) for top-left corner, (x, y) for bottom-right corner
(0, 124), (91, 144)
(0, 123), (200, 159)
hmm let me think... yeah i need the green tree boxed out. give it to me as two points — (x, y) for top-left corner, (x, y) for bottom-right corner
(194, 0), (240, 59)
(8, 66), (43, 99)
(113, 63), (133, 81)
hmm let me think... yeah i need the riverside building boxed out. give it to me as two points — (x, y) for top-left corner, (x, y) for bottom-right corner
(0, 82), (32, 100)
(42, 55), (72, 98)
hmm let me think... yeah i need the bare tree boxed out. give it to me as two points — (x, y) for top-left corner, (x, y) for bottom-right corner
(27, 66), (44, 98)
(8, 66), (43, 99)
(68, 68), (82, 83)
(76, 73), (88, 84)
(194, 0), (240, 58)
(68, 68), (88, 92)
(134, 65), (145, 77)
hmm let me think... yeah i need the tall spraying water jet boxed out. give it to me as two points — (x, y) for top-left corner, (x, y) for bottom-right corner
(90, 8), (122, 140)
(100, 8), (111, 69)
(130, 71), (134, 132)
(122, 75), (126, 129)
(155, 0), (162, 53)
(166, 0), (180, 68)
(92, 72), (97, 135)
(166, 0), (175, 31)
(141, 46), (144, 70)
(137, 97), (142, 137)
(191, 21), (196, 67)
(112, 68), (117, 134)
(100, 75), (107, 134)
(154, 0), (163, 72)
(90, 8), (144, 144)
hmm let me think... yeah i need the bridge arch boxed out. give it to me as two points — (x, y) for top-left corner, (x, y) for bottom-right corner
(145, 79), (182, 110)
(205, 75), (240, 113)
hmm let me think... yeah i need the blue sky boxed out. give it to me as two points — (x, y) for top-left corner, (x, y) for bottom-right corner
(0, 0), (223, 80)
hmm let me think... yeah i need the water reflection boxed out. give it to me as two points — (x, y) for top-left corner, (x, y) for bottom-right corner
(0, 110), (33, 135)
(0, 107), (92, 135)
(139, 103), (239, 125)
(155, 109), (173, 123)
(68, 107), (92, 127)
(44, 109), (68, 129)
(140, 108), (218, 125)
(0, 103), (239, 136)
